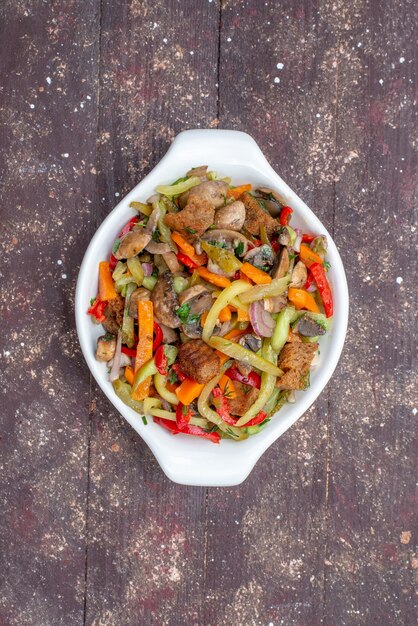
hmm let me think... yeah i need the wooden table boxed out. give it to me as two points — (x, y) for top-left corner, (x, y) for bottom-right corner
(1, 2), (417, 624)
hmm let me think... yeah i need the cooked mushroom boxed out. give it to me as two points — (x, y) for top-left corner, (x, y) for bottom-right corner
(128, 287), (151, 318)
(294, 314), (326, 337)
(214, 200), (246, 231)
(243, 244), (275, 271)
(114, 229), (152, 259)
(290, 261), (308, 288)
(155, 319), (178, 343)
(178, 285), (213, 315)
(271, 246), (290, 279)
(151, 272), (181, 328)
(96, 335), (117, 362)
(264, 294), (288, 313)
(201, 229), (251, 254)
(277, 226), (291, 246)
(187, 180), (229, 209)
(186, 165), (208, 178)
(182, 319), (203, 339)
(238, 334), (262, 352)
(254, 187), (287, 217)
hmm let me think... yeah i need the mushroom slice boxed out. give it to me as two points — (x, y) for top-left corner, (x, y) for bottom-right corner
(96, 335), (117, 362)
(151, 272), (181, 329)
(214, 200), (246, 231)
(178, 285), (213, 315)
(129, 287), (151, 319)
(186, 165), (208, 178)
(293, 314), (326, 337)
(290, 261), (308, 288)
(187, 180), (229, 208)
(201, 229), (251, 254)
(271, 246), (290, 279)
(114, 229), (152, 259)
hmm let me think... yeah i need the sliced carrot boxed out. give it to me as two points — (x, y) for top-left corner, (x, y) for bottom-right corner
(239, 269), (253, 284)
(236, 308), (250, 322)
(171, 231), (207, 266)
(124, 366), (135, 386)
(200, 310), (209, 328)
(215, 351), (231, 366)
(132, 300), (154, 401)
(98, 261), (117, 301)
(226, 184), (252, 200)
(175, 379), (205, 405)
(240, 262), (272, 285)
(222, 328), (248, 341)
(288, 288), (320, 313)
(219, 374), (236, 399)
(219, 306), (232, 322)
(196, 267), (232, 288)
(299, 244), (323, 268)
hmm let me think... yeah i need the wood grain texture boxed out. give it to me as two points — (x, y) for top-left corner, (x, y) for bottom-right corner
(0, 1), (416, 625)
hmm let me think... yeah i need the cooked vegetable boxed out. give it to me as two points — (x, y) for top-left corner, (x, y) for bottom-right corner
(89, 166), (334, 444)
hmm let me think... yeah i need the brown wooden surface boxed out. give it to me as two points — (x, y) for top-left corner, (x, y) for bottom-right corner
(1, 1), (417, 625)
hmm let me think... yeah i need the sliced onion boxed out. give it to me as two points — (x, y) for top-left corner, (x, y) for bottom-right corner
(108, 353), (131, 369)
(287, 391), (296, 403)
(249, 300), (275, 338)
(145, 241), (171, 254)
(306, 282), (317, 293)
(109, 330), (122, 382)
(145, 205), (161, 233)
(147, 193), (161, 205)
(141, 262), (153, 277)
(207, 259), (228, 276)
(294, 228), (302, 253)
(218, 320), (232, 336)
(165, 251), (181, 273)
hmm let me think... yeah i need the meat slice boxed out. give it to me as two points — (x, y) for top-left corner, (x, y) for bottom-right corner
(241, 191), (281, 238)
(164, 199), (215, 237)
(102, 294), (125, 335)
(227, 382), (259, 416)
(277, 341), (318, 390)
(178, 339), (221, 384)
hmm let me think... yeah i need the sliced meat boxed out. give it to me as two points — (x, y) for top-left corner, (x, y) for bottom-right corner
(290, 261), (308, 288)
(151, 272), (181, 329)
(214, 200), (246, 231)
(241, 191), (281, 238)
(129, 287), (151, 318)
(114, 229), (151, 259)
(164, 199), (215, 237)
(102, 294), (125, 335)
(227, 382), (259, 416)
(96, 335), (116, 362)
(178, 339), (221, 384)
(188, 180), (229, 209)
(277, 341), (318, 390)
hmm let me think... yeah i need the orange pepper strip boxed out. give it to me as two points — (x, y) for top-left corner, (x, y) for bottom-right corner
(223, 328), (248, 341)
(236, 308), (250, 322)
(200, 310), (209, 327)
(226, 184), (252, 200)
(218, 374), (236, 399)
(219, 306), (232, 322)
(132, 300), (154, 401)
(175, 379), (205, 405)
(171, 231), (207, 266)
(196, 267), (232, 288)
(215, 351), (231, 366)
(299, 244), (323, 268)
(125, 366), (135, 386)
(240, 262), (272, 285)
(288, 288), (320, 313)
(98, 261), (117, 301)
(239, 269), (253, 284)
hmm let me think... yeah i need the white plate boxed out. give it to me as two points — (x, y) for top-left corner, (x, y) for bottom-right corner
(75, 129), (349, 487)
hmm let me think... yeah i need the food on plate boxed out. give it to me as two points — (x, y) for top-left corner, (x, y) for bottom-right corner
(87, 168), (333, 443)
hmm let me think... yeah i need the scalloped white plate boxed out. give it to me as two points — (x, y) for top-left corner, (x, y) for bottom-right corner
(75, 130), (349, 486)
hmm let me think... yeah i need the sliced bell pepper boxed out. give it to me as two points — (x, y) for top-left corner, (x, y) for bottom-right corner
(287, 287), (320, 313)
(212, 387), (237, 425)
(244, 411), (267, 427)
(132, 300), (154, 401)
(226, 183), (252, 199)
(154, 345), (168, 376)
(302, 234), (315, 244)
(225, 365), (261, 389)
(171, 231), (207, 266)
(177, 251), (198, 269)
(196, 267), (232, 289)
(176, 402), (191, 429)
(109, 216), (139, 269)
(153, 416), (221, 443)
(279, 206), (293, 226)
(309, 262), (333, 317)
(304, 271), (314, 291)
(98, 261), (117, 301)
(124, 366), (135, 385)
(218, 375), (236, 399)
(218, 306), (232, 322)
(121, 346), (137, 358)
(175, 378), (205, 405)
(172, 363), (187, 382)
(87, 297), (107, 323)
(153, 322), (163, 352)
(240, 262), (272, 285)
(299, 244), (324, 268)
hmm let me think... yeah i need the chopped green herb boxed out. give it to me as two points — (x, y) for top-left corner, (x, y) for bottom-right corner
(152, 228), (160, 242)
(323, 261), (331, 271)
(207, 239), (227, 249)
(142, 415), (148, 425)
(235, 241), (244, 256)
(151, 267), (159, 278)
(90, 297), (96, 306)
(112, 239), (120, 254)
(176, 302), (191, 323)
(185, 226), (197, 235)
(168, 368), (179, 385)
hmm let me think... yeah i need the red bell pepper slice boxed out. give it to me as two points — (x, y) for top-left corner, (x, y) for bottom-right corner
(109, 216), (140, 269)
(87, 297), (107, 323)
(153, 322), (163, 352)
(309, 262), (333, 317)
(172, 363), (187, 382)
(154, 416), (221, 444)
(121, 346), (137, 358)
(304, 270), (314, 291)
(155, 345), (168, 376)
(302, 233), (315, 244)
(271, 238), (280, 253)
(176, 402), (191, 429)
(244, 411), (267, 427)
(176, 251), (198, 269)
(212, 387), (237, 425)
(279, 206), (293, 226)
(225, 365), (261, 389)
